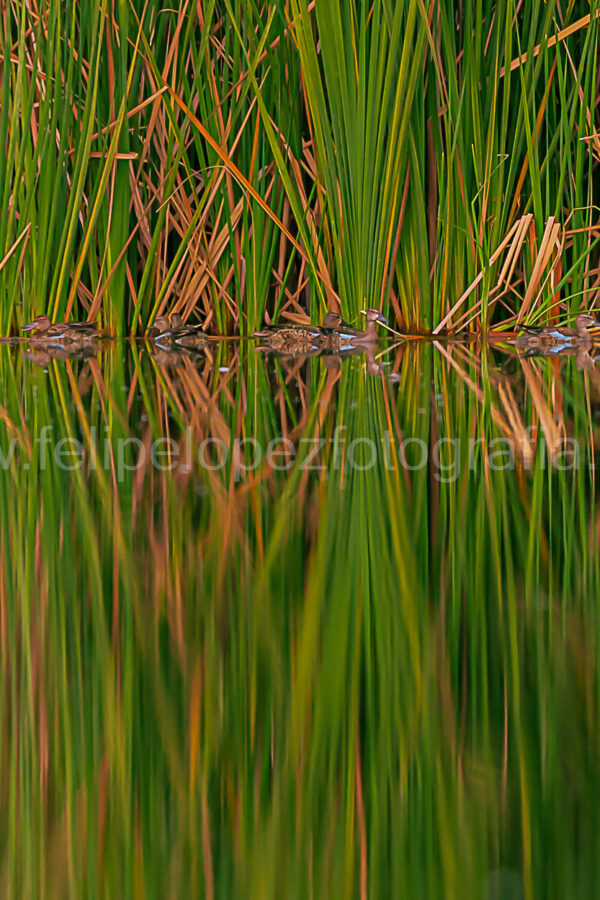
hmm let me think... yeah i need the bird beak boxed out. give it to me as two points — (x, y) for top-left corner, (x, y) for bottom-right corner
(22, 322), (36, 331)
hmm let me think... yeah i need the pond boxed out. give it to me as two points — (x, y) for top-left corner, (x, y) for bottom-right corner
(1, 336), (599, 897)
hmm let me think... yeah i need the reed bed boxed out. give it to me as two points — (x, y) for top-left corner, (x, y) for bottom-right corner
(2, 1), (600, 895)
(1, 1), (599, 333)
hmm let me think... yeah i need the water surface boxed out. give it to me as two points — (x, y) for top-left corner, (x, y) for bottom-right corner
(1, 337), (599, 898)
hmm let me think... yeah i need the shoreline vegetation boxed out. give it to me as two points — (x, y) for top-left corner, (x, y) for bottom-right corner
(1, 2), (599, 335)
(3, 5), (600, 896)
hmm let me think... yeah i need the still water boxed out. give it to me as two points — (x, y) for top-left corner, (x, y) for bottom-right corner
(0, 336), (599, 898)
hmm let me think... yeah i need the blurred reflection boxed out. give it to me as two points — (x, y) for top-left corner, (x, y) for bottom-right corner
(0, 338), (598, 898)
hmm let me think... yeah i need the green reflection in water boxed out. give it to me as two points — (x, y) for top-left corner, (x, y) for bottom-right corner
(0, 339), (599, 898)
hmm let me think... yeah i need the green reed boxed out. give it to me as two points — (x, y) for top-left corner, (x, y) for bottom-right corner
(1, 2), (598, 332)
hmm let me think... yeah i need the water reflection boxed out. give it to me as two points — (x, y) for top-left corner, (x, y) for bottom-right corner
(1, 339), (599, 897)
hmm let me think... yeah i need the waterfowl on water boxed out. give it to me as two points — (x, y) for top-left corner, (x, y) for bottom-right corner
(22, 315), (101, 343)
(147, 313), (183, 338)
(253, 322), (322, 343)
(254, 309), (389, 355)
(513, 313), (600, 351)
(320, 308), (388, 348)
(253, 312), (353, 356)
(148, 313), (207, 349)
(172, 322), (209, 349)
(254, 329), (321, 356)
(254, 313), (350, 342)
(317, 313), (351, 350)
(147, 314), (174, 336)
(321, 312), (351, 330)
(252, 317), (325, 356)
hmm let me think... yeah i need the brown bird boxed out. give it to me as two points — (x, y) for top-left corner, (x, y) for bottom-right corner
(320, 308), (388, 347)
(513, 313), (600, 352)
(22, 315), (101, 342)
(321, 312), (351, 330)
(148, 313), (207, 350)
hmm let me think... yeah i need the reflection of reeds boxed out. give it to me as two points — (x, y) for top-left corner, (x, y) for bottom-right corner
(0, 343), (599, 893)
(433, 338), (600, 465)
